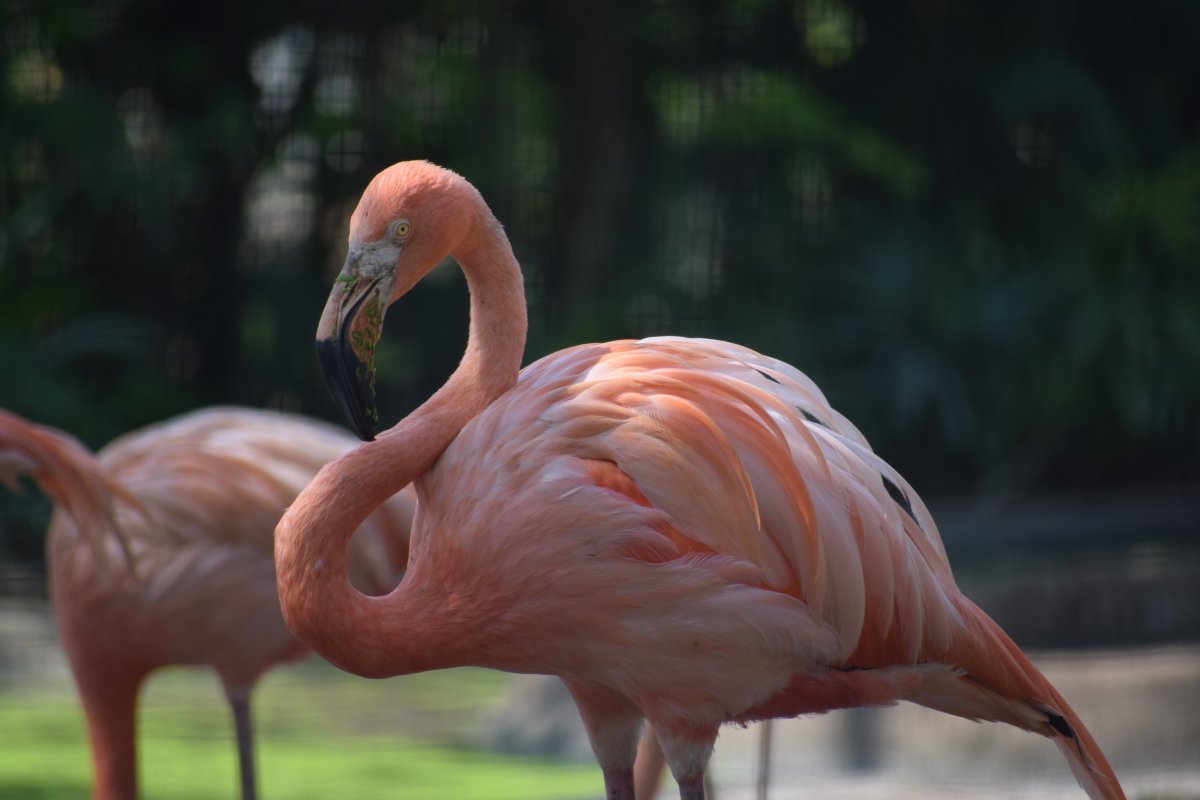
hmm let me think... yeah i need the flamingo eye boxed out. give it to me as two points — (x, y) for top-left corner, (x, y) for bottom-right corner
(389, 220), (412, 242)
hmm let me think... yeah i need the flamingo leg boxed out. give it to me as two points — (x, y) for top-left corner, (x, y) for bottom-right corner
(73, 666), (145, 800)
(654, 723), (719, 800)
(754, 720), (773, 800)
(562, 679), (645, 800)
(677, 774), (706, 800)
(603, 767), (638, 800)
(634, 722), (720, 800)
(633, 721), (667, 799)
(225, 687), (258, 800)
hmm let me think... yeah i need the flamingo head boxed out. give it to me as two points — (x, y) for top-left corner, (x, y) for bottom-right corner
(316, 160), (481, 440)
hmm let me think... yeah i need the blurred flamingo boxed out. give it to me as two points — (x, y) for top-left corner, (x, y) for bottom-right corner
(0, 406), (415, 800)
(275, 161), (1125, 800)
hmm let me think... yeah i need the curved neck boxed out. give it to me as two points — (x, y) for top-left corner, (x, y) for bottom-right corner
(276, 212), (525, 678)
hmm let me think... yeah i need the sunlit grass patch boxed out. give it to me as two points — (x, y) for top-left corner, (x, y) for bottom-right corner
(0, 663), (600, 800)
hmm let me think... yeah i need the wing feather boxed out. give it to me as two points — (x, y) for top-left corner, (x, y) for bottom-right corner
(428, 336), (1123, 799)
(520, 338), (967, 665)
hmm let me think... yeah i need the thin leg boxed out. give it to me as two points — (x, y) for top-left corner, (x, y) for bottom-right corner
(634, 722), (667, 800)
(603, 766), (638, 800)
(654, 723), (719, 800)
(677, 773), (706, 800)
(636, 722), (717, 800)
(229, 694), (258, 800)
(754, 720), (773, 800)
(562, 679), (644, 800)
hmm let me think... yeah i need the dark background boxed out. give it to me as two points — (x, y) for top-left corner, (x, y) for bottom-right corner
(2, 0), (1198, 578)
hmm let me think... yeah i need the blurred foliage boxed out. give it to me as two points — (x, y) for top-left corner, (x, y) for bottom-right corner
(1, 0), (1198, 563)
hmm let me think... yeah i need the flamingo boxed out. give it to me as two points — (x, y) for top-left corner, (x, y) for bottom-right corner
(0, 406), (415, 800)
(275, 161), (1125, 800)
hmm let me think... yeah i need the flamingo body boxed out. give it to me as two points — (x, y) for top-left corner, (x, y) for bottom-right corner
(1, 407), (414, 800)
(419, 337), (1108, 785)
(275, 160), (1124, 800)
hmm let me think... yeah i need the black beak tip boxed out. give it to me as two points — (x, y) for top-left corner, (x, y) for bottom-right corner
(351, 421), (377, 443)
(316, 337), (379, 442)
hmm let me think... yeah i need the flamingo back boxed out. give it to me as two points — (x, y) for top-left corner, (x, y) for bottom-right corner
(416, 338), (1119, 798)
(1, 406), (413, 683)
(431, 338), (962, 666)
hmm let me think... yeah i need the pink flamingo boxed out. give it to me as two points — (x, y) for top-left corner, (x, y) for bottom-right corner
(0, 406), (415, 800)
(275, 161), (1125, 800)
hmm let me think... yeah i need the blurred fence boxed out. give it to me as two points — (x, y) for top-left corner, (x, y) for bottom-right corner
(2, 1), (1197, 536)
(1, 2), (1198, 797)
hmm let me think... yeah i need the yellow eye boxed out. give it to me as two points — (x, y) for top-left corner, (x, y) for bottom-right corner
(390, 220), (411, 241)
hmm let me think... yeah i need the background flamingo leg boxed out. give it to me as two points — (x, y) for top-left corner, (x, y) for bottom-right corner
(222, 682), (258, 800)
(633, 722), (667, 799)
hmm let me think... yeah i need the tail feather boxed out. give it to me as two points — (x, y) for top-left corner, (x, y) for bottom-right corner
(983, 613), (1124, 800)
(0, 409), (140, 576)
(1042, 692), (1124, 800)
(908, 603), (1125, 800)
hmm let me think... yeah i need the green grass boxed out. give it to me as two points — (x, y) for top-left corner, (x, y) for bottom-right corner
(0, 664), (601, 800)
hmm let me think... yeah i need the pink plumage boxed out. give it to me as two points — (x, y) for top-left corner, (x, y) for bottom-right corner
(0, 406), (414, 800)
(276, 160), (1125, 800)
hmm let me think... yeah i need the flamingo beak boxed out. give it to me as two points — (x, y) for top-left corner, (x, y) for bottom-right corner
(315, 263), (392, 441)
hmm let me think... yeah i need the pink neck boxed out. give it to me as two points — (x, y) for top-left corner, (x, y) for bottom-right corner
(275, 213), (525, 678)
